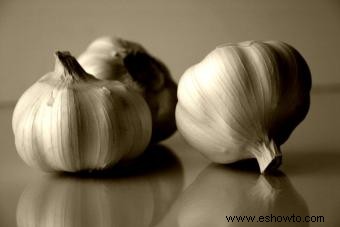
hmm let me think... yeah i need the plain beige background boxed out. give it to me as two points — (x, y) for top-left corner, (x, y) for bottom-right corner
(0, 0), (339, 103)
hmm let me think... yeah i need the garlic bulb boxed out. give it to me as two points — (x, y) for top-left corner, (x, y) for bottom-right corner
(78, 36), (177, 142)
(77, 36), (133, 81)
(176, 41), (311, 172)
(12, 51), (152, 172)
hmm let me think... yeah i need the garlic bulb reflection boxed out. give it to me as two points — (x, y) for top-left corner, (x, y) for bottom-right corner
(176, 41), (311, 172)
(176, 165), (309, 227)
(12, 51), (152, 172)
(78, 37), (178, 142)
(16, 145), (183, 227)
(17, 176), (154, 227)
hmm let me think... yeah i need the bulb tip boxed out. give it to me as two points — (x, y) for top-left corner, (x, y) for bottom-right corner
(251, 140), (282, 173)
(54, 50), (89, 79)
(55, 51), (72, 59)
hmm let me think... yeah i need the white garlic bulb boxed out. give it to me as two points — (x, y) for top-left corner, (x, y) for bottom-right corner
(78, 36), (178, 143)
(176, 41), (311, 172)
(77, 36), (134, 81)
(12, 51), (152, 172)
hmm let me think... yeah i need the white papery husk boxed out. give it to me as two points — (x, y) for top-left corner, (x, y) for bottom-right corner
(12, 52), (152, 172)
(176, 41), (311, 172)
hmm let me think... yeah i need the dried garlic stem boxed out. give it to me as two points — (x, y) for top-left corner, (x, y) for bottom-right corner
(251, 140), (282, 173)
(55, 51), (89, 80)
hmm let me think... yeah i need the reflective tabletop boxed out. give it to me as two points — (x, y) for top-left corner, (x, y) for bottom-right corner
(1, 90), (339, 226)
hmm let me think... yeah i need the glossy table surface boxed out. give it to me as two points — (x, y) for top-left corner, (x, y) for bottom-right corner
(0, 90), (339, 226)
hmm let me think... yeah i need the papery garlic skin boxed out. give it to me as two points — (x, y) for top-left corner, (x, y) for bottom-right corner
(12, 52), (152, 172)
(78, 36), (177, 143)
(78, 37), (132, 82)
(176, 41), (311, 172)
